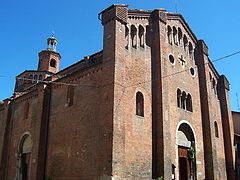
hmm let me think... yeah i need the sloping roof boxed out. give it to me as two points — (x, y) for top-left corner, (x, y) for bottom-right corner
(52, 50), (103, 79)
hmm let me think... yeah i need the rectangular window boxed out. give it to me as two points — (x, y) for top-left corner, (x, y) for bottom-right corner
(24, 101), (29, 119)
(67, 85), (74, 107)
(136, 92), (144, 117)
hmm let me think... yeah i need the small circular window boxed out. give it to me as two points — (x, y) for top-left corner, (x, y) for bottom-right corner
(190, 67), (195, 77)
(169, 54), (175, 65)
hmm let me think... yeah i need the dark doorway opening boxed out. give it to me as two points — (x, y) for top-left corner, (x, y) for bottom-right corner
(17, 134), (32, 180)
(178, 147), (191, 180)
(21, 153), (31, 180)
(179, 157), (189, 180)
(177, 123), (196, 180)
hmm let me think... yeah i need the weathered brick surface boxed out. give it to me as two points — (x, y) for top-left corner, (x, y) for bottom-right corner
(218, 75), (235, 180)
(0, 87), (45, 180)
(159, 18), (205, 180)
(0, 4), (236, 180)
(232, 112), (240, 180)
(38, 50), (61, 73)
(45, 63), (114, 179)
(195, 41), (228, 180)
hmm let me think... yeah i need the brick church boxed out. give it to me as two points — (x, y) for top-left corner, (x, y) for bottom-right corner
(0, 4), (236, 180)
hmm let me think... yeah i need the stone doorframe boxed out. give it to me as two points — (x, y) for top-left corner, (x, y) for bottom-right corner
(15, 132), (33, 180)
(175, 120), (197, 180)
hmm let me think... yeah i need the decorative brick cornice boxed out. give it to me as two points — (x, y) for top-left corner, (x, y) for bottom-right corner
(150, 9), (167, 24)
(99, 4), (128, 25)
(197, 40), (209, 56)
(38, 50), (61, 59)
(128, 10), (151, 20)
(167, 13), (198, 44)
(52, 66), (102, 90)
(11, 90), (38, 105)
(218, 75), (230, 91)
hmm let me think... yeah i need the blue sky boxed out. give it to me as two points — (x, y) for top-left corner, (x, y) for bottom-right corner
(0, 0), (239, 111)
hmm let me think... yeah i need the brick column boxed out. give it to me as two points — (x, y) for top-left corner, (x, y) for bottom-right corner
(195, 40), (215, 179)
(218, 75), (236, 180)
(150, 9), (168, 179)
(0, 100), (12, 179)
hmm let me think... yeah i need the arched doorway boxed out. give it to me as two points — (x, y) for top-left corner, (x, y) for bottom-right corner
(16, 133), (32, 180)
(177, 123), (196, 180)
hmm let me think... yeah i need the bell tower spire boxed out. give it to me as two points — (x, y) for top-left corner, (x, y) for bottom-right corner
(38, 34), (61, 74)
(47, 34), (57, 52)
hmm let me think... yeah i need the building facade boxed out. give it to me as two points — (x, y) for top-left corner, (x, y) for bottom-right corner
(0, 4), (236, 180)
(232, 111), (240, 180)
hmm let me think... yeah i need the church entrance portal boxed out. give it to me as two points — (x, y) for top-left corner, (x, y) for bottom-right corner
(21, 153), (31, 180)
(177, 123), (196, 180)
(178, 147), (191, 180)
(16, 134), (32, 180)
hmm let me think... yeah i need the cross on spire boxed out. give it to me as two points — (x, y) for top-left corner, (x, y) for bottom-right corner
(179, 55), (186, 66)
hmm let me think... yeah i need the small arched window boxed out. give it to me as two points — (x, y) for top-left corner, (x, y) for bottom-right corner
(183, 35), (188, 51)
(181, 91), (186, 110)
(146, 25), (151, 47)
(189, 42), (193, 59)
(50, 59), (56, 68)
(29, 74), (33, 80)
(67, 85), (74, 107)
(177, 89), (181, 108)
(22, 76), (26, 85)
(131, 25), (137, 48)
(177, 89), (193, 112)
(212, 78), (215, 89)
(136, 92), (144, 117)
(186, 94), (193, 112)
(173, 26), (178, 45)
(178, 28), (182, 45)
(18, 78), (23, 86)
(38, 74), (43, 80)
(212, 78), (217, 94)
(167, 26), (172, 44)
(24, 101), (29, 119)
(209, 73), (212, 82)
(214, 121), (219, 138)
(139, 25), (144, 48)
(34, 74), (38, 82)
(125, 26), (129, 49)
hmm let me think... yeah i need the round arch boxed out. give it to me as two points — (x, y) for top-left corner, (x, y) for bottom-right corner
(175, 121), (197, 180)
(18, 132), (32, 152)
(16, 132), (33, 180)
(176, 121), (196, 136)
(177, 122), (195, 148)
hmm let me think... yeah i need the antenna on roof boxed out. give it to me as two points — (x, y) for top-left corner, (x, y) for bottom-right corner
(236, 93), (240, 111)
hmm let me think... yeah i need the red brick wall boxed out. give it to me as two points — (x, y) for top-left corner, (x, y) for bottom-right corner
(3, 87), (45, 180)
(38, 50), (61, 73)
(45, 63), (114, 179)
(160, 18), (206, 179)
(0, 4), (236, 180)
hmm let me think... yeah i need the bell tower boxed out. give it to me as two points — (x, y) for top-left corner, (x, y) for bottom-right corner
(38, 35), (61, 74)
